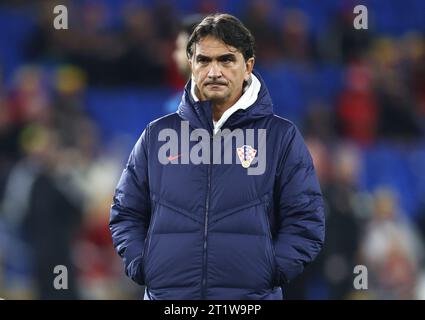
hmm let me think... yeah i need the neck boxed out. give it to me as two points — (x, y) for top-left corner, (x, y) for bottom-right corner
(211, 96), (241, 121)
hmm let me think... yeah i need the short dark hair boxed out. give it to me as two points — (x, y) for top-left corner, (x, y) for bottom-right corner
(186, 13), (256, 61)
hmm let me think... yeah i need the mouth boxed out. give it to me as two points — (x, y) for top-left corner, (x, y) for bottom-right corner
(205, 83), (227, 90)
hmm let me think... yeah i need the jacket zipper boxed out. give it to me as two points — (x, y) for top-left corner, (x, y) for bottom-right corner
(201, 136), (213, 299)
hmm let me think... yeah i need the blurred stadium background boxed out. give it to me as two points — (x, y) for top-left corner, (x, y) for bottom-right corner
(0, 0), (425, 300)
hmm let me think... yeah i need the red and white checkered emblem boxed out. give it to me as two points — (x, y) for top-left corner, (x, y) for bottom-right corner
(237, 145), (257, 168)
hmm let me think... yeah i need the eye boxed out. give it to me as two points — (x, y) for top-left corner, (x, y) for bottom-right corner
(196, 57), (209, 64)
(219, 56), (235, 64)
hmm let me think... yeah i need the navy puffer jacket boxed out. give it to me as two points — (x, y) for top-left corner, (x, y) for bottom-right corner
(109, 71), (325, 300)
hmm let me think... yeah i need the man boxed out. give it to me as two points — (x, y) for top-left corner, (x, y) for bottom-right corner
(164, 14), (203, 113)
(110, 13), (325, 300)
(173, 14), (204, 80)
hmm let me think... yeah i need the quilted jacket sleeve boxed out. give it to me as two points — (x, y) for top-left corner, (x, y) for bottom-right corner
(274, 124), (325, 284)
(109, 127), (151, 285)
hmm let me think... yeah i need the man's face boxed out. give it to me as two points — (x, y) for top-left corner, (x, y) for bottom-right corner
(189, 36), (254, 105)
(173, 32), (191, 78)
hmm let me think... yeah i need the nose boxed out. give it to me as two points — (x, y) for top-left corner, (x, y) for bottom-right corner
(207, 62), (222, 79)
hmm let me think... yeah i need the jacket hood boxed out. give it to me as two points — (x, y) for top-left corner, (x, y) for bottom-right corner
(177, 70), (274, 134)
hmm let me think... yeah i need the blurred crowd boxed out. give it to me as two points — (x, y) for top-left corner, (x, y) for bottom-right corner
(0, 0), (425, 299)
(0, 63), (138, 298)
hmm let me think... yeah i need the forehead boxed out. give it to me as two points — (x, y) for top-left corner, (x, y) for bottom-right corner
(194, 36), (242, 57)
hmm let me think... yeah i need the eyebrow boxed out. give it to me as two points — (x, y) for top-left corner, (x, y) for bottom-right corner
(195, 53), (237, 61)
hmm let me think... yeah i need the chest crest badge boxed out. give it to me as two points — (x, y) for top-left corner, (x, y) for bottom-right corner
(237, 145), (257, 168)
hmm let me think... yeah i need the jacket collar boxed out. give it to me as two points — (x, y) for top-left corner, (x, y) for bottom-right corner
(177, 70), (273, 134)
(190, 74), (262, 134)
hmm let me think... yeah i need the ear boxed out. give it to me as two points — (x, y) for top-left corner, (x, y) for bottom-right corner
(188, 56), (193, 70)
(244, 57), (255, 81)
(188, 58), (196, 82)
